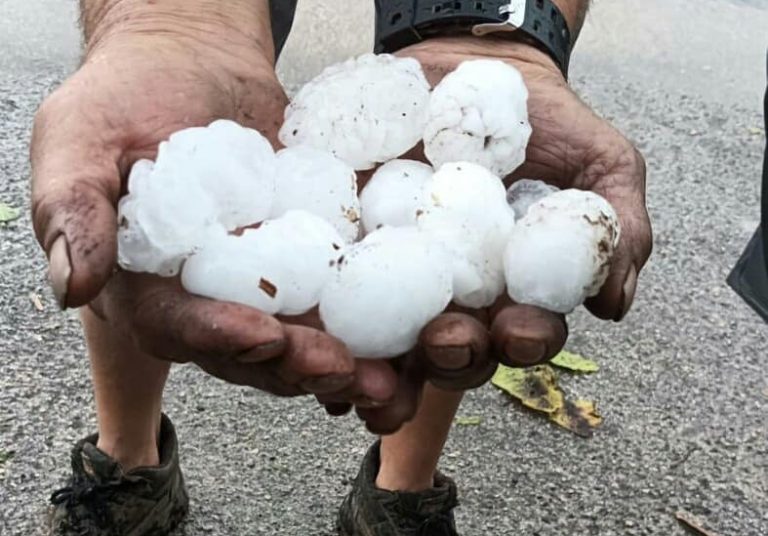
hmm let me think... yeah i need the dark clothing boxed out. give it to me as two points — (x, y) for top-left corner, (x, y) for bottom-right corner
(726, 57), (768, 321)
(270, 0), (298, 58)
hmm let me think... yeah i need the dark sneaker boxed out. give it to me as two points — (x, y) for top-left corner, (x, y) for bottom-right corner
(337, 441), (460, 536)
(48, 414), (189, 536)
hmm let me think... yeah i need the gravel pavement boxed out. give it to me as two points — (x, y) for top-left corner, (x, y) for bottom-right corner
(2, 1), (768, 535)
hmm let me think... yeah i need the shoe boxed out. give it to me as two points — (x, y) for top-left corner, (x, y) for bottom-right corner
(337, 441), (460, 536)
(48, 414), (189, 536)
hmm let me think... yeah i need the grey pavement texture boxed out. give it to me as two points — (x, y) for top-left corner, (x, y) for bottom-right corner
(2, 1), (768, 535)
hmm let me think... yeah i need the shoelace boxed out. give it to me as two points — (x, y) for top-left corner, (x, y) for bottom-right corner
(50, 477), (129, 529)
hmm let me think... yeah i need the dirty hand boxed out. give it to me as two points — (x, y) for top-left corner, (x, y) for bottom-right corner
(29, 7), (400, 417)
(393, 37), (652, 388)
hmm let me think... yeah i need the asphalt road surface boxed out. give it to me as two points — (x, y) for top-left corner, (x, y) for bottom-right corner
(1, 1), (767, 535)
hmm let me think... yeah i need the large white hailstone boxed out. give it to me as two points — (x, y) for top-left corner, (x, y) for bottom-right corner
(272, 146), (361, 243)
(507, 179), (560, 221)
(504, 189), (621, 313)
(319, 227), (453, 358)
(117, 121), (278, 276)
(117, 159), (226, 276)
(424, 59), (532, 178)
(155, 119), (277, 230)
(418, 162), (516, 308)
(359, 159), (434, 233)
(279, 53), (431, 170)
(182, 211), (345, 316)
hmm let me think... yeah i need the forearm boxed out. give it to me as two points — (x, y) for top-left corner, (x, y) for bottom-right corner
(79, 0), (275, 61)
(552, 0), (590, 42)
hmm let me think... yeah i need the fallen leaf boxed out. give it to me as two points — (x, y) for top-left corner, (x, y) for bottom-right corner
(0, 450), (14, 465)
(675, 511), (722, 536)
(492, 365), (564, 414)
(28, 292), (44, 311)
(455, 416), (483, 426)
(748, 126), (765, 136)
(762, 387), (768, 399)
(0, 203), (20, 223)
(549, 400), (603, 438)
(550, 351), (599, 373)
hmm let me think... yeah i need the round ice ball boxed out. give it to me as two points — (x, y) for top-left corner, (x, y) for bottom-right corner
(504, 189), (621, 313)
(279, 53), (431, 170)
(182, 210), (345, 316)
(319, 227), (453, 358)
(419, 162), (515, 308)
(273, 145), (361, 243)
(359, 159), (434, 233)
(424, 59), (532, 178)
(507, 179), (560, 221)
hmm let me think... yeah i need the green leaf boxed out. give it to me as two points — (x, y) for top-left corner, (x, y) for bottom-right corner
(550, 351), (599, 373)
(0, 450), (15, 465)
(455, 416), (483, 426)
(492, 365), (564, 414)
(0, 203), (20, 223)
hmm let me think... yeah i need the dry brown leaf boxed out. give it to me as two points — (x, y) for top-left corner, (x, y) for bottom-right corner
(675, 511), (722, 536)
(549, 400), (603, 438)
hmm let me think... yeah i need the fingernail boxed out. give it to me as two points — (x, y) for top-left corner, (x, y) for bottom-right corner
(426, 346), (472, 371)
(236, 340), (286, 363)
(301, 374), (353, 394)
(615, 264), (638, 322)
(504, 338), (547, 366)
(48, 235), (71, 309)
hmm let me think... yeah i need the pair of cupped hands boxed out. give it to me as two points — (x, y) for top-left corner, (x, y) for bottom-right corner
(30, 22), (651, 434)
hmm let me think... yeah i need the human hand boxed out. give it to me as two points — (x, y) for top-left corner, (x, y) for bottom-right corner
(29, 7), (399, 412)
(393, 36), (652, 385)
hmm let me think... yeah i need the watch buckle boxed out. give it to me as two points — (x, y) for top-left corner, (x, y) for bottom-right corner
(472, 0), (526, 36)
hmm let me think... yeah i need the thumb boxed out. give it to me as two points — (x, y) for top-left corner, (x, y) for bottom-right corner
(30, 96), (123, 308)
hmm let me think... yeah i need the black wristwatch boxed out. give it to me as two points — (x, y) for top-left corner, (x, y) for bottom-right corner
(374, 0), (573, 78)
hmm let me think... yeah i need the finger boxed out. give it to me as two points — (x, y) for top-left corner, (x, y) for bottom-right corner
(315, 359), (399, 407)
(102, 273), (286, 363)
(356, 357), (424, 435)
(419, 313), (496, 390)
(31, 92), (124, 308)
(277, 325), (356, 394)
(582, 147), (652, 321)
(491, 303), (568, 367)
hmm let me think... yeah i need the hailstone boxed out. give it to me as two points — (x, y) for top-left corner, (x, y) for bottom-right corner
(359, 159), (434, 233)
(273, 145), (361, 242)
(279, 53), (431, 170)
(319, 227), (453, 358)
(117, 121), (278, 276)
(182, 210), (345, 316)
(418, 162), (516, 308)
(507, 179), (560, 221)
(504, 190), (621, 313)
(424, 59), (532, 178)
(155, 119), (277, 230)
(117, 159), (225, 276)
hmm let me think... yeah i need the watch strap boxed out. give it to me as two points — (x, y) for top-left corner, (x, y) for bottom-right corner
(374, 0), (572, 77)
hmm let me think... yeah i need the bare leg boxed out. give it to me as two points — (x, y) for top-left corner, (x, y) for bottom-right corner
(376, 384), (463, 492)
(81, 308), (170, 470)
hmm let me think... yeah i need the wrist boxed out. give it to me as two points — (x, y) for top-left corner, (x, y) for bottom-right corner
(83, 0), (276, 65)
(399, 36), (564, 81)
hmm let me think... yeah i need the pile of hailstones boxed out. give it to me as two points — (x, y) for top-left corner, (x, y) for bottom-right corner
(118, 54), (620, 359)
